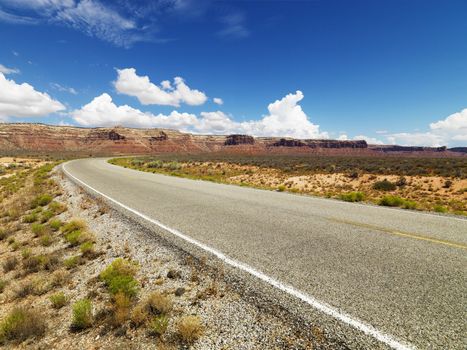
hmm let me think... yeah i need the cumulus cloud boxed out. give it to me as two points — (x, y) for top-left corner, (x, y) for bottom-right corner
(72, 90), (327, 139)
(71, 93), (198, 129)
(0, 64), (20, 74)
(0, 72), (65, 119)
(213, 97), (223, 105)
(387, 108), (467, 147)
(114, 68), (208, 107)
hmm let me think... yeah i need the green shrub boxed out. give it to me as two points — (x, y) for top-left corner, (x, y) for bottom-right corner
(79, 241), (94, 257)
(108, 275), (139, 298)
(21, 248), (32, 260)
(64, 230), (82, 246)
(373, 179), (397, 191)
(49, 219), (62, 231)
(0, 307), (46, 343)
(149, 314), (169, 336)
(23, 214), (37, 223)
(49, 292), (67, 309)
(100, 258), (139, 298)
(31, 223), (46, 236)
(48, 201), (66, 214)
(434, 205), (448, 213)
(61, 220), (86, 234)
(64, 256), (81, 269)
(340, 192), (365, 202)
(402, 200), (417, 210)
(32, 194), (53, 208)
(71, 299), (93, 330)
(40, 234), (53, 247)
(277, 185), (286, 192)
(378, 195), (404, 207)
(40, 210), (54, 223)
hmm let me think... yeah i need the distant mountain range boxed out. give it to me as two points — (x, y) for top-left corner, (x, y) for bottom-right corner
(0, 123), (464, 157)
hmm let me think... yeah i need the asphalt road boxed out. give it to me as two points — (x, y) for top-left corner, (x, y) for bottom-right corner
(63, 158), (466, 349)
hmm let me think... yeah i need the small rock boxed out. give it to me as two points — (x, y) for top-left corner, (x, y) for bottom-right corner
(175, 287), (185, 296)
(167, 269), (180, 279)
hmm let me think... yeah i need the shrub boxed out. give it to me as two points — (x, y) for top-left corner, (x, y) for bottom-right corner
(64, 256), (81, 269)
(146, 292), (173, 315)
(31, 194), (53, 208)
(64, 230), (82, 246)
(177, 315), (203, 343)
(31, 277), (52, 296)
(21, 248), (32, 260)
(40, 210), (54, 223)
(40, 234), (53, 247)
(378, 195), (404, 207)
(0, 229), (8, 241)
(112, 292), (131, 326)
(373, 179), (396, 191)
(402, 200), (417, 210)
(23, 256), (42, 273)
(100, 258), (137, 283)
(80, 241), (95, 257)
(443, 180), (452, 189)
(51, 269), (70, 287)
(149, 314), (169, 336)
(340, 192), (365, 202)
(48, 201), (66, 214)
(130, 303), (148, 327)
(3, 256), (18, 273)
(108, 275), (139, 298)
(396, 176), (407, 187)
(23, 214), (37, 223)
(0, 308), (46, 343)
(31, 223), (46, 237)
(49, 292), (67, 309)
(434, 205), (448, 213)
(61, 220), (86, 234)
(49, 219), (62, 231)
(71, 299), (93, 330)
(13, 281), (34, 299)
(277, 185), (286, 192)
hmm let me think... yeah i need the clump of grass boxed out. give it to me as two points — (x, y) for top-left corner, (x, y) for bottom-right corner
(149, 314), (169, 336)
(146, 292), (173, 315)
(0, 229), (8, 241)
(23, 213), (37, 223)
(340, 191), (365, 202)
(31, 277), (52, 296)
(49, 292), (67, 309)
(80, 241), (95, 258)
(61, 220), (86, 234)
(3, 256), (18, 273)
(22, 256), (42, 273)
(31, 194), (53, 208)
(48, 201), (67, 214)
(40, 210), (54, 223)
(40, 234), (53, 247)
(112, 292), (131, 326)
(373, 179), (397, 191)
(64, 256), (81, 269)
(31, 223), (46, 237)
(21, 248), (32, 260)
(49, 219), (62, 231)
(71, 299), (93, 331)
(0, 307), (46, 343)
(13, 281), (34, 299)
(64, 230), (83, 246)
(378, 195), (417, 210)
(100, 258), (139, 298)
(434, 205), (448, 213)
(51, 269), (70, 287)
(130, 303), (148, 327)
(277, 185), (286, 192)
(177, 315), (203, 343)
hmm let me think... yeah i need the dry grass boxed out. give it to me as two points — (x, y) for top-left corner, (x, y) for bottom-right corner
(0, 307), (46, 343)
(177, 315), (203, 343)
(146, 292), (173, 315)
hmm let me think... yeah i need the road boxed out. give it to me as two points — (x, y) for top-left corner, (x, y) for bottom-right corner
(63, 158), (466, 349)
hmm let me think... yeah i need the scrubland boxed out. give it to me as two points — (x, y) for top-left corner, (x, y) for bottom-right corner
(110, 155), (467, 215)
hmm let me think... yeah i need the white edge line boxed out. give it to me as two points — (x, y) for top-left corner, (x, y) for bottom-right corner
(62, 161), (415, 350)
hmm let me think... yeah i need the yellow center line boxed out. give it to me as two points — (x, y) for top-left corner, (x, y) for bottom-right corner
(329, 217), (467, 250)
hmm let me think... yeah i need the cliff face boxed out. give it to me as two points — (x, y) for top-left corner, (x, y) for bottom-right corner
(0, 123), (462, 157)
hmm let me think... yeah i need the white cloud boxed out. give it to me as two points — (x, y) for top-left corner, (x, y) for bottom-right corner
(71, 93), (198, 129)
(0, 72), (65, 118)
(50, 82), (77, 94)
(213, 97), (223, 105)
(0, 0), (145, 47)
(387, 108), (467, 147)
(72, 90), (327, 139)
(114, 68), (208, 107)
(0, 64), (20, 74)
(218, 12), (249, 39)
(336, 134), (383, 144)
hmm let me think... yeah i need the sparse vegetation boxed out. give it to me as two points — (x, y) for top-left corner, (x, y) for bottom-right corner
(150, 314), (169, 336)
(340, 191), (365, 202)
(49, 292), (67, 309)
(71, 299), (93, 330)
(100, 258), (139, 298)
(177, 315), (203, 343)
(0, 307), (46, 343)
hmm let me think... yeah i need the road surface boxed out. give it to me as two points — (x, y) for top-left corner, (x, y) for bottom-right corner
(63, 158), (466, 349)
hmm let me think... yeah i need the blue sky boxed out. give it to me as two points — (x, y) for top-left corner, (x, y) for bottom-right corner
(0, 0), (466, 146)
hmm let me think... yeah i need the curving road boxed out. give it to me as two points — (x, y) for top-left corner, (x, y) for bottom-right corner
(63, 158), (467, 349)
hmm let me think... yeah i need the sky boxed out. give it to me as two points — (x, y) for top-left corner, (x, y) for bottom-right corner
(0, 0), (466, 147)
